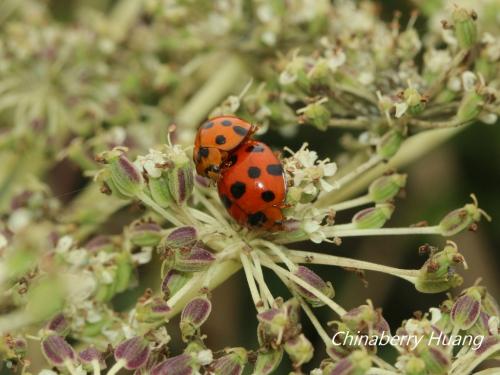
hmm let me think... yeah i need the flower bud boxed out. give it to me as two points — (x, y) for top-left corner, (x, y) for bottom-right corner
(162, 270), (191, 299)
(291, 266), (334, 307)
(180, 297), (212, 341)
(451, 287), (482, 330)
(452, 7), (478, 49)
(377, 130), (404, 159)
(41, 335), (75, 367)
(211, 348), (247, 375)
(254, 349), (283, 375)
(114, 252), (134, 293)
(148, 176), (173, 208)
(415, 346), (450, 375)
(456, 90), (484, 124)
(482, 291), (500, 318)
(129, 220), (163, 247)
(257, 299), (301, 346)
(284, 334), (314, 367)
(26, 277), (65, 323)
(439, 198), (486, 236)
(368, 174), (407, 203)
(468, 311), (492, 336)
(152, 353), (196, 375)
(159, 226), (197, 254)
(166, 154), (194, 205)
(46, 314), (69, 336)
(300, 101), (331, 131)
(172, 243), (215, 272)
(114, 336), (151, 370)
(415, 245), (465, 293)
(342, 304), (390, 336)
(352, 203), (394, 229)
(403, 356), (426, 375)
(404, 88), (426, 116)
(106, 152), (144, 198)
(474, 336), (498, 355)
(84, 235), (115, 253)
(79, 347), (105, 371)
(323, 350), (371, 375)
(136, 297), (171, 324)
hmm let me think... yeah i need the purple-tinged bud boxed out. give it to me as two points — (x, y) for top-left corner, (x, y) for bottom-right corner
(166, 154), (194, 205)
(46, 314), (69, 335)
(152, 353), (196, 375)
(368, 174), (407, 203)
(41, 335), (76, 367)
(323, 350), (371, 375)
(114, 336), (151, 370)
(162, 270), (191, 299)
(148, 177), (174, 208)
(129, 220), (163, 247)
(180, 297), (212, 341)
(159, 227), (197, 254)
(173, 243), (215, 272)
(291, 266), (334, 307)
(342, 304), (390, 336)
(474, 336), (498, 355)
(415, 244), (465, 293)
(482, 291), (500, 318)
(352, 203), (394, 229)
(254, 349), (283, 375)
(79, 347), (106, 370)
(106, 152), (144, 198)
(468, 311), (492, 336)
(451, 287), (482, 330)
(136, 297), (171, 324)
(284, 334), (314, 367)
(377, 130), (404, 159)
(210, 348), (247, 375)
(416, 346), (451, 375)
(84, 235), (115, 253)
(452, 7), (478, 50)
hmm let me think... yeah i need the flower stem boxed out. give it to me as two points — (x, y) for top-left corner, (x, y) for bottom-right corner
(251, 251), (274, 307)
(64, 360), (80, 375)
(328, 117), (371, 129)
(92, 360), (101, 375)
(254, 240), (296, 271)
(323, 225), (442, 238)
(285, 250), (419, 283)
(295, 294), (334, 350)
(106, 360), (124, 375)
(136, 192), (184, 226)
(330, 194), (372, 211)
(240, 252), (264, 312)
(260, 257), (346, 316)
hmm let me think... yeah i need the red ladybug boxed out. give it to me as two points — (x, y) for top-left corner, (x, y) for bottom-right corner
(217, 140), (287, 230)
(193, 116), (254, 180)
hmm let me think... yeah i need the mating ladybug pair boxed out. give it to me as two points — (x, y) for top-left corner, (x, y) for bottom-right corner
(193, 116), (287, 230)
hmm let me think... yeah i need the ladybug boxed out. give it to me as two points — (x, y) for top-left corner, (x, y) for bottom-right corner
(217, 140), (287, 230)
(193, 116), (254, 180)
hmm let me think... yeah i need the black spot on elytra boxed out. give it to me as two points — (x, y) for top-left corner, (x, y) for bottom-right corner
(221, 119), (232, 126)
(202, 121), (214, 129)
(230, 181), (246, 199)
(261, 190), (275, 202)
(198, 147), (209, 158)
(247, 166), (261, 178)
(228, 154), (238, 165)
(215, 135), (226, 145)
(266, 164), (283, 176)
(220, 194), (232, 209)
(248, 211), (267, 226)
(233, 125), (248, 136)
(246, 144), (265, 153)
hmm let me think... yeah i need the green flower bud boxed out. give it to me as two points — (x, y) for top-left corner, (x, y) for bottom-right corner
(291, 266), (334, 307)
(404, 356), (426, 375)
(415, 346), (450, 375)
(257, 299), (301, 346)
(352, 203), (394, 229)
(404, 87), (426, 116)
(129, 220), (163, 247)
(456, 90), (484, 124)
(368, 174), (407, 203)
(439, 196), (488, 236)
(451, 286), (483, 330)
(308, 59), (330, 85)
(300, 101), (331, 131)
(107, 153), (144, 198)
(376, 130), (404, 159)
(323, 350), (371, 375)
(114, 252), (134, 293)
(254, 349), (283, 375)
(166, 153), (194, 205)
(482, 291), (500, 318)
(342, 304), (390, 336)
(148, 176), (173, 208)
(173, 243), (215, 273)
(415, 244), (465, 293)
(136, 297), (171, 324)
(284, 334), (314, 367)
(452, 7), (478, 49)
(26, 277), (65, 323)
(211, 348), (247, 375)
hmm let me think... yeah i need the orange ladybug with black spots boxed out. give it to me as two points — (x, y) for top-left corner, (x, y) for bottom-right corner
(193, 116), (254, 180)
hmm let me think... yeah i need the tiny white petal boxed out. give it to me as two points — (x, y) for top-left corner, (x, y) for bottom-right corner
(394, 102), (408, 118)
